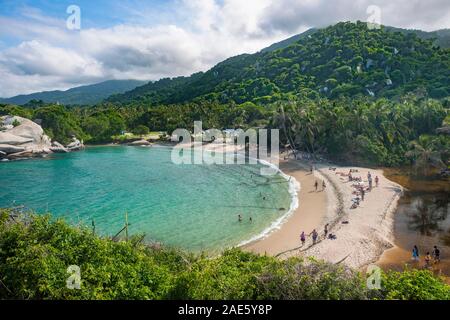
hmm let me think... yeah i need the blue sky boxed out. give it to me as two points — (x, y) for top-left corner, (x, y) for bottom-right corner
(0, 0), (449, 97)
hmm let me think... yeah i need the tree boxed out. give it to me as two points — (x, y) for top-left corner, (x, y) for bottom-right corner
(132, 125), (150, 137)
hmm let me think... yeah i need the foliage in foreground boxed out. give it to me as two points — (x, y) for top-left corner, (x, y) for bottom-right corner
(0, 210), (448, 300)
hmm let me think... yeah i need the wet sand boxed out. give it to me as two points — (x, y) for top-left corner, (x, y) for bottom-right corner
(244, 160), (328, 255)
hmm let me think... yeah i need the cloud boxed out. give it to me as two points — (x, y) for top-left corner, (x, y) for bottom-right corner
(258, 0), (450, 34)
(0, 0), (449, 97)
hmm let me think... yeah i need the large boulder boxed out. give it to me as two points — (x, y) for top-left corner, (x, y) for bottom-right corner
(0, 116), (52, 156)
(3, 116), (45, 140)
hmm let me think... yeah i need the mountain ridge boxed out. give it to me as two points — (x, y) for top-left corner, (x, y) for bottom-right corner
(0, 80), (147, 106)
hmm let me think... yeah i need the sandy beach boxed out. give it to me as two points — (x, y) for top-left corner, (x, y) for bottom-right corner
(244, 156), (404, 269)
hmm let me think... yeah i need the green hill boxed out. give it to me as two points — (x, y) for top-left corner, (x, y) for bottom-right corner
(0, 80), (146, 106)
(108, 22), (450, 105)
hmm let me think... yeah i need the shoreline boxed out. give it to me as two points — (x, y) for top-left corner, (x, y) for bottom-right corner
(4, 142), (404, 268)
(244, 157), (404, 269)
(242, 159), (328, 255)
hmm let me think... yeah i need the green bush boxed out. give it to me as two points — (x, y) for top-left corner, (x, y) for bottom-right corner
(381, 270), (450, 300)
(0, 210), (448, 300)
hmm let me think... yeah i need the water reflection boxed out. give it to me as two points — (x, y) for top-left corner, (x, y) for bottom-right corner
(378, 168), (450, 276)
(405, 193), (449, 236)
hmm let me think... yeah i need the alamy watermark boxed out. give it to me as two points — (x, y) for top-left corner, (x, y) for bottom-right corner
(170, 121), (280, 176)
(366, 264), (382, 290)
(66, 5), (81, 30)
(66, 265), (81, 289)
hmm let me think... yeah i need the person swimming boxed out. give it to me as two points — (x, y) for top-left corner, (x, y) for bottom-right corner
(238, 214), (242, 222)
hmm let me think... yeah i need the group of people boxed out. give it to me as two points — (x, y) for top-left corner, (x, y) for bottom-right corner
(300, 223), (334, 247)
(300, 230), (319, 246)
(314, 180), (326, 192)
(348, 171), (380, 209)
(412, 245), (441, 268)
(238, 214), (252, 222)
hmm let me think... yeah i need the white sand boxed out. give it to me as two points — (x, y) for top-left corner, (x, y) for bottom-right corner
(279, 162), (404, 269)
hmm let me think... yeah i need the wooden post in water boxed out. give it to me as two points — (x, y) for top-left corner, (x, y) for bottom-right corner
(125, 212), (129, 241)
(92, 219), (95, 235)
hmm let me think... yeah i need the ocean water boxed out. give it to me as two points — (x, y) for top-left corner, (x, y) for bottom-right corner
(0, 146), (294, 252)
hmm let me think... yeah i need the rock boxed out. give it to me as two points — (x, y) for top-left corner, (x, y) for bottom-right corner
(6, 150), (38, 160)
(129, 139), (152, 146)
(0, 144), (25, 154)
(50, 141), (69, 153)
(4, 116), (45, 140)
(66, 137), (84, 151)
(0, 131), (33, 145)
(0, 115), (52, 158)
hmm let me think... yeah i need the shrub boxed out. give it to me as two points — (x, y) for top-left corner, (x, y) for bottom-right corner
(0, 210), (448, 300)
(381, 270), (450, 300)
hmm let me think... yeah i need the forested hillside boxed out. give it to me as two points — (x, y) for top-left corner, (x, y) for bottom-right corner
(108, 22), (450, 105)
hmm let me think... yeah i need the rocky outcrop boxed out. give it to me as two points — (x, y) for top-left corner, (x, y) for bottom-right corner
(66, 137), (84, 151)
(129, 139), (152, 146)
(50, 141), (69, 153)
(0, 115), (83, 160)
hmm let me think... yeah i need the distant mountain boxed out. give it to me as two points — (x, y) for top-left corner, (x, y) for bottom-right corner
(0, 80), (147, 106)
(384, 27), (450, 49)
(108, 22), (450, 105)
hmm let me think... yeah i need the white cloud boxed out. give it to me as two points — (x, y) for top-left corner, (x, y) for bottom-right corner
(0, 0), (449, 97)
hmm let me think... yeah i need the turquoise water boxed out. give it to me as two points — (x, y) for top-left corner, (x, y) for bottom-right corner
(0, 146), (293, 252)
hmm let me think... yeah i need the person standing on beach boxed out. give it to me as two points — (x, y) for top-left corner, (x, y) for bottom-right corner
(412, 245), (419, 261)
(361, 188), (365, 201)
(433, 246), (441, 263)
(322, 180), (326, 191)
(314, 180), (318, 191)
(324, 223), (329, 237)
(375, 176), (379, 187)
(312, 229), (318, 244)
(300, 231), (306, 246)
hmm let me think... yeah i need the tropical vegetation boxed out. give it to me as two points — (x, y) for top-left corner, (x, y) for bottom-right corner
(0, 210), (448, 300)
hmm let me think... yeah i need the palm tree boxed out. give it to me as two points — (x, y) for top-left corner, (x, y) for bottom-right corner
(272, 102), (297, 157)
(405, 135), (445, 175)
